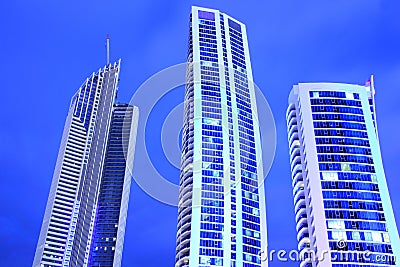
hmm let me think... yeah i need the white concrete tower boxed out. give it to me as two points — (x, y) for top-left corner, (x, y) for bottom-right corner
(286, 81), (400, 267)
(175, 6), (268, 267)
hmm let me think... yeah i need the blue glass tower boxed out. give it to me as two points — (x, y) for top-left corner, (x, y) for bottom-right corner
(175, 6), (268, 267)
(286, 79), (400, 267)
(33, 61), (138, 267)
(88, 103), (138, 267)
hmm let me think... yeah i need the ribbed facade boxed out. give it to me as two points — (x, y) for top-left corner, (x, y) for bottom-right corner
(33, 61), (138, 267)
(175, 6), (267, 267)
(286, 80), (400, 267)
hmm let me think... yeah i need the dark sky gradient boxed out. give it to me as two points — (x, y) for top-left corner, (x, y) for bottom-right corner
(1, 1), (400, 266)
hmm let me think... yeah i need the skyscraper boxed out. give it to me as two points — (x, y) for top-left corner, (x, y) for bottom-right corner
(175, 6), (267, 267)
(286, 79), (400, 267)
(33, 61), (138, 267)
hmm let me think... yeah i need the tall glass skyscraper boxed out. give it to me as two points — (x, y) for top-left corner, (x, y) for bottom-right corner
(286, 79), (400, 267)
(33, 61), (138, 267)
(175, 6), (267, 267)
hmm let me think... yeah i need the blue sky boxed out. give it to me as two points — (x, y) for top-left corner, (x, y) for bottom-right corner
(1, 1), (400, 266)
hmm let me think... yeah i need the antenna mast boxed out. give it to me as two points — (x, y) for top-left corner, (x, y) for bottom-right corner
(106, 34), (110, 65)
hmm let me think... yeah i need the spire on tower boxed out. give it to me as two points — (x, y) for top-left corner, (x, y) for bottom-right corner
(106, 34), (110, 65)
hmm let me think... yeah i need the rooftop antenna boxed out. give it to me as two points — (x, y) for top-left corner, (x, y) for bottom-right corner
(106, 34), (110, 65)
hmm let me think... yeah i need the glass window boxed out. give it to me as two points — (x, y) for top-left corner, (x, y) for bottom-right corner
(332, 230), (346, 240)
(341, 163), (351, 172)
(372, 232), (382, 242)
(215, 258), (223, 266)
(327, 220), (345, 229)
(322, 172), (338, 181)
(352, 231), (361, 240)
(383, 233), (390, 243)
(200, 256), (211, 264)
(345, 92), (354, 100)
(364, 232), (373, 241)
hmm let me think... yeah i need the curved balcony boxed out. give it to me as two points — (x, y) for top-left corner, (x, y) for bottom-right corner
(180, 226), (191, 242)
(294, 197), (306, 213)
(286, 107), (296, 123)
(286, 103), (295, 113)
(181, 157), (193, 171)
(177, 204), (192, 219)
(293, 187), (305, 204)
(176, 221), (191, 240)
(295, 209), (307, 225)
(176, 234), (191, 251)
(177, 227), (191, 241)
(185, 70), (194, 81)
(292, 181), (304, 195)
(296, 217), (308, 232)
(179, 193), (193, 209)
(288, 122), (298, 137)
(178, 192), (192, 212)
(287, 116), (298, 130)
(287, 127), (298, 143)
(179, 184), (193, 199)
(292, 171), (303, 188)
(287, 124), (297, 137)
(297, 225), (309, 242)
(181, 149), (193, 162)
(177, 246), (190, 258)
(180, 176), (193, 189)
(288, 132), (299, 149)
(179, 212), (192, 227)
(290, 155), (302, 173)
(290, 146), (300, 162)
(295, 206), (307, 224)
(175, 256), (190, 267)
(289, 139), (301, 156)
(298, 237), (311, 251)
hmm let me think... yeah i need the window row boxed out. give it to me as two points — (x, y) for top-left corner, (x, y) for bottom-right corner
(201, 214), (224, 223)
(329, 229), (389, 243)
(312, 105), (363, 115)
(310, 91), (359, 99)
(322, 190), (381, 201)
(324, 200), (383, 211)
(313, 113), (365, 123)
(327, 219), (387, 231)
(314, 121), (367, 130)
(329, 241), (392, 254)
(318, 154), (373, 164)
(202, 124), (222, 131)
(201, 206), (224, 216)
(310, 98), (362, 107)
(325, 210), (385, 221)
(316, 137), (370, 147)
(319, 163), (375, 173)
(320, 172), (377, 182)
(317, 146), (371, 155)
(202, 130), (222, 138)
(322, 180), (378, 191)
(315, 129), (368, 139)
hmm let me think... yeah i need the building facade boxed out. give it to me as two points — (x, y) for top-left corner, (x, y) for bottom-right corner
(286, 79), (400, 267)
(33, 61), (138, 267)
(175, 6), (267, 267)
(87, 103), (138, 267)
